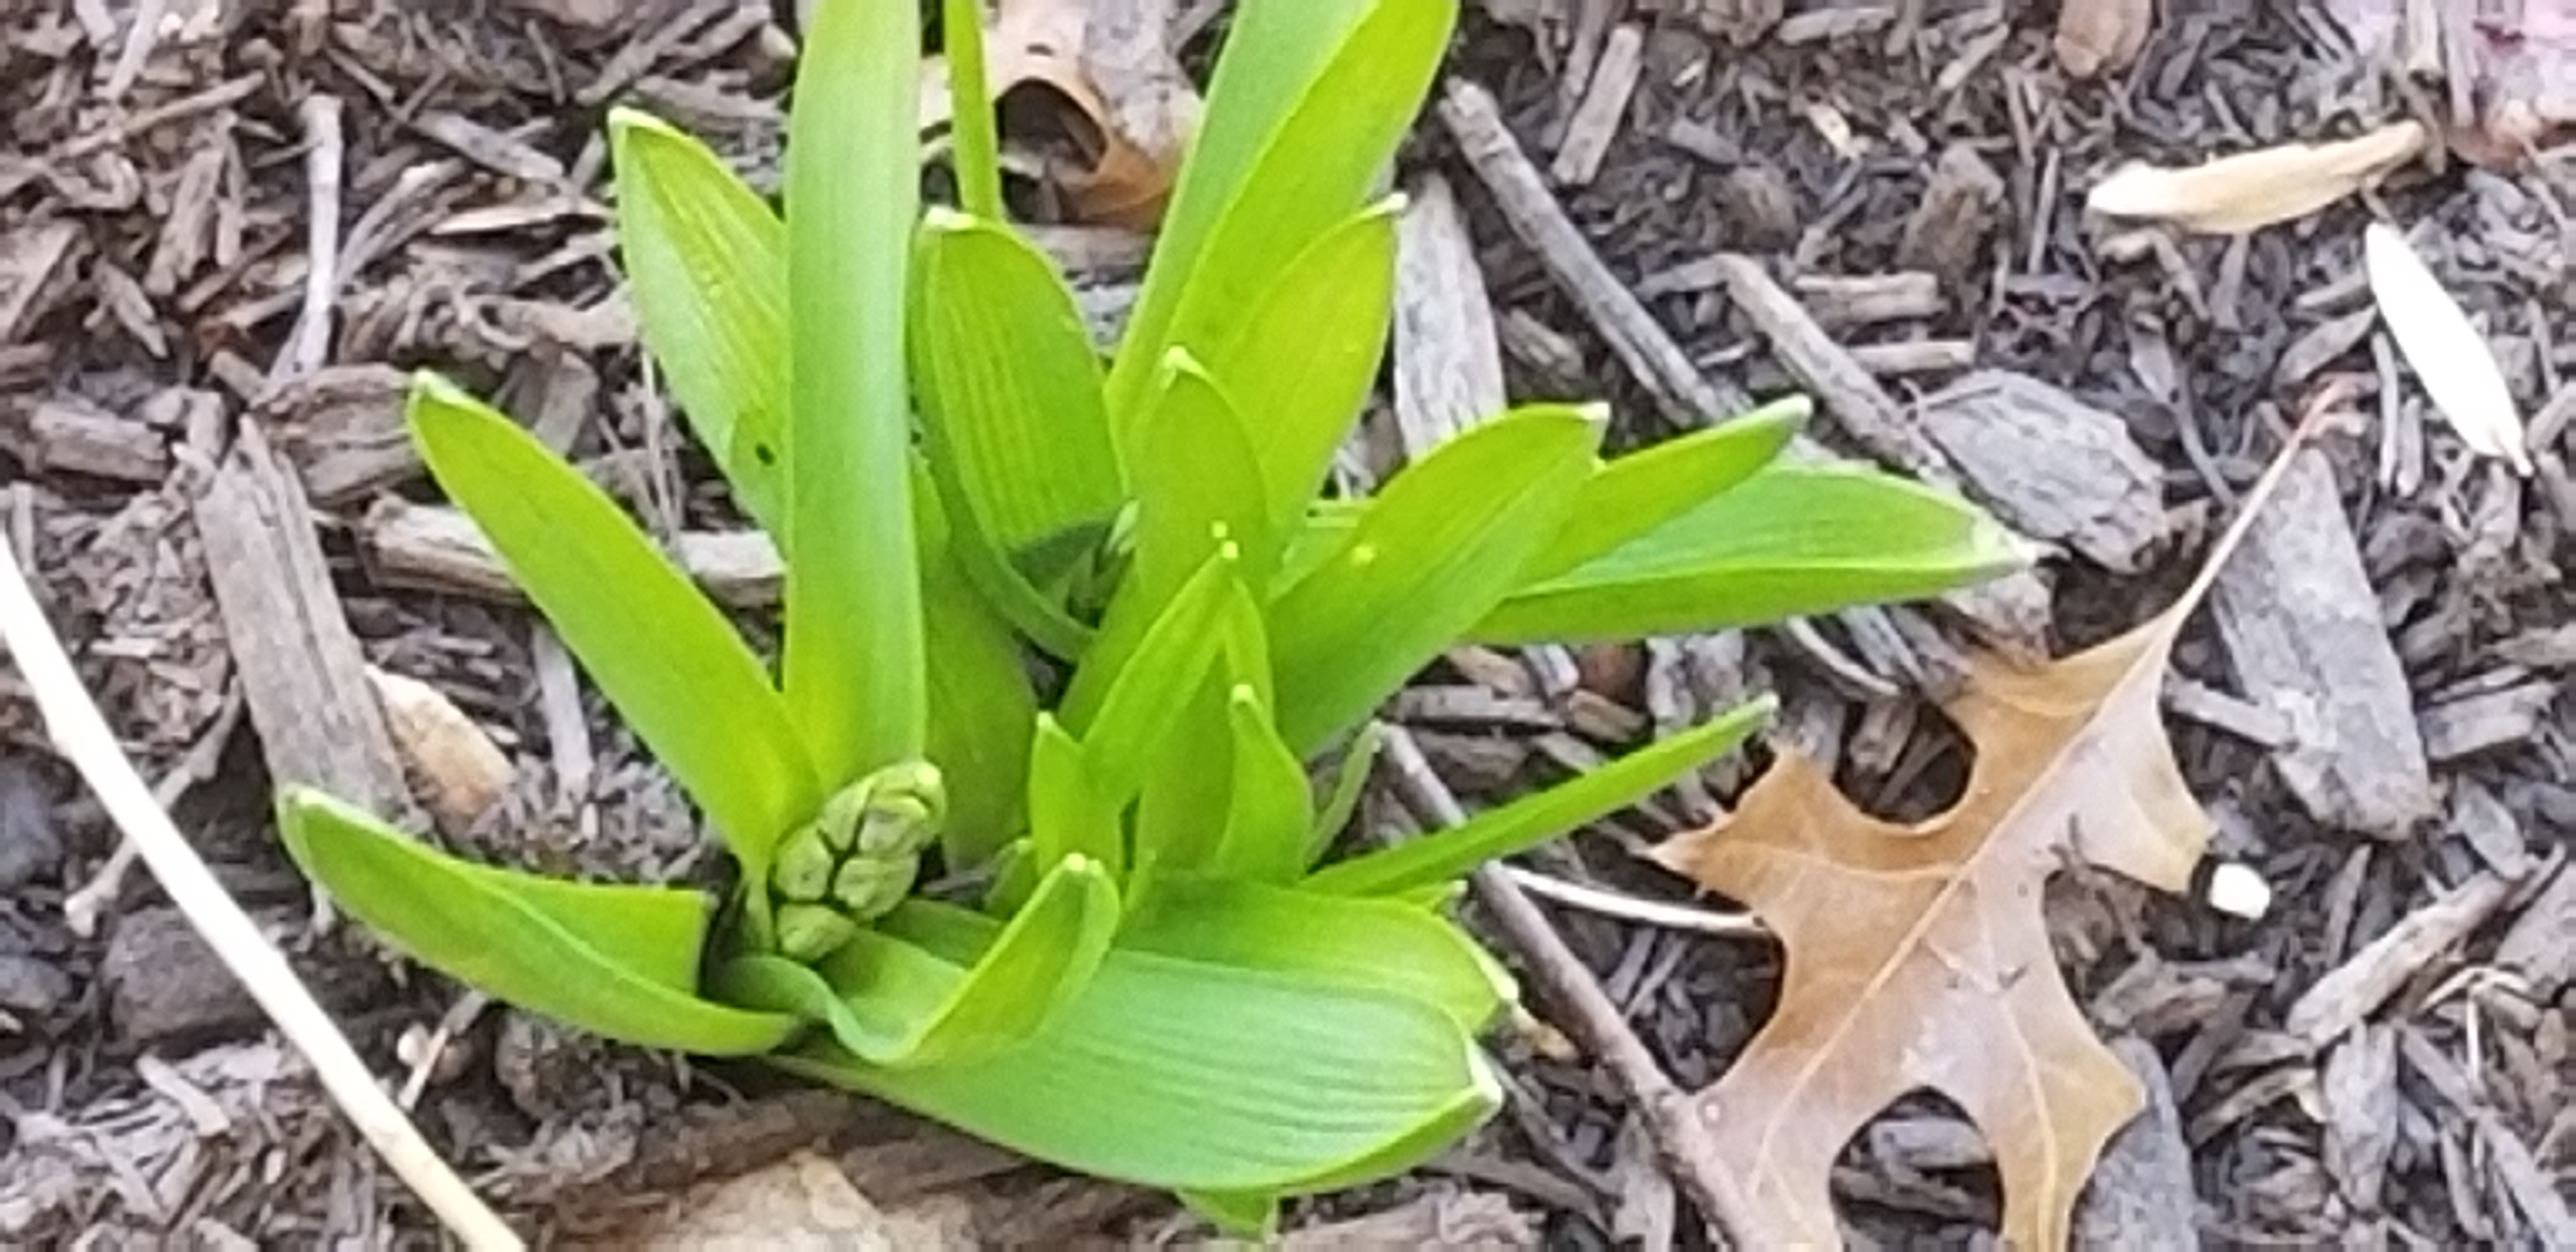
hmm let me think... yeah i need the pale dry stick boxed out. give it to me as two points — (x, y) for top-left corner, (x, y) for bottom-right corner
(270, 94), (347, 388)
(102, 0), (173, 102)
(0, 538), (525, 1251)
(1376, 725), (1758, 1248)
(1498, 864), (1767, 939)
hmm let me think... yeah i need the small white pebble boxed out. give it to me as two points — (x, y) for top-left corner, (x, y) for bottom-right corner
(2205, 862), (2273, 920)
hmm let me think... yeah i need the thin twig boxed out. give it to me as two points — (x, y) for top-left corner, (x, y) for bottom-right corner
(270, 94), (346, 389)
(0, 535), (524, 1251)
(1496, 865), (1767, 939)
(1377, 726), (1758, 1247)
(103, 0), (174, 102)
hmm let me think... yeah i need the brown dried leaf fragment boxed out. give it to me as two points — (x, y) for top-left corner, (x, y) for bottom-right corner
(1651, 395), (2341, 1248)
(2085, 122), (2427, 234)
(2054, 0), (2153, 79)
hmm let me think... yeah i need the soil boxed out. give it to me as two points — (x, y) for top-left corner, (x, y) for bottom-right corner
(1, 0), (2570, 1246)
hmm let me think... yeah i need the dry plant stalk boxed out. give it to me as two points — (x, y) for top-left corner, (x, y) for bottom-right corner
(0, 536), (523, 1251)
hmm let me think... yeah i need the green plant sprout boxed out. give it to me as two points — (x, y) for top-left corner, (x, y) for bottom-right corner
(276, 0), (2028, 1233)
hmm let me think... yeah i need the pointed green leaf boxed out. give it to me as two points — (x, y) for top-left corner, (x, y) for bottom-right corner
(911, 211), (1123, 657)
(940, 0), (1004, 220)
(1308, 697), (1776, 897)
(1474, 462), (2035, 645)
(1132, 349), (1271, 606)
(279, 788), (798, 1057)
(919, 485), (1038, 866)
(1121, 876), (1510, 1033)
(781, 0), (925, 781)
(1306, 720), (1381, 867)
(719, 854), (1119, 1069)
(1059, 546), (1239, 762)
(407, 374), (818, 867)
(1207, 685), (1312, 883)
(1027, 714), (1123, 878)
(1206, 201), (1400, 530)
(1523, 396), (1806, 582)
(1107, 0), (1452, 426)
(606, 108), (789, 532)
(1268, 408), (1600, 752)
(775, 901), (1501, 1196)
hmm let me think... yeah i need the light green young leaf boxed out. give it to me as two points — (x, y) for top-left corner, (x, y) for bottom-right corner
(1204, 200), (1400, 530)
(1523, 396), (1807, 582)
(1120, 876), (1510, 1033)
(919, 489), (1038, 866)
(781, 0), (925, 782)
(1208, 685), (1313, 884)
(775, 901), (1501, 1198)
(1128, 580), (1274, 893)
(719, 854), (1119, 1069)
(1474, 462), (2034, 645)
(1268, 408), (1600, 752)
(940, 0), (1005, 220)
(912, 211), (1124, 656)
(1107, 0), (1452, 426)
(1027, 715), (1123, 879)
(606, 108), (789, 532)
(279, 788), (798, 1057)
(1307, 696), (1776, 897)
(1305, 721), (1383, 867)
(1059, 546), (1240, 759)
(407, 374), (818, 870)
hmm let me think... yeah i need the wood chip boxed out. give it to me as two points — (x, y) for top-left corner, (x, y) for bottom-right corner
(368, 666), (513, 836)
(1897, 144), (2005, 278)
(1549, 22), (1643, 187)
(192, 422), (414, 823)
(1916, 371), (2168, 573)
(2209, 449), (2435, 837)
(2283, 870), (2518, 1049)
(31, 402), (169, 484)
(1392, 174), (1506, 459)
(2071, 1037), (2200, 1249)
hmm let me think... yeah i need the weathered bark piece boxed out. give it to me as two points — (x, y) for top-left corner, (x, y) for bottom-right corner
(1898, 144), (2005, 278)
(2071, 1037), (2201, 1249)
(1392, 174), (1507, 459)
(1917, 370), (2167, 573)
(192, 422), (415, 821)
(0, 221), (78, 344)
(2209, 449), (2435, 836)
(2492, 862), (2573, 998)
(1549, 22), (1643, 187)
(2283, 870), (2518, 1049)
(2417, 678), (2557, 762)
(103, 905), (263, 1044)
(366, 497), (783, 610)
(31, 402), (169, 484)
(267, 363), (413, 505)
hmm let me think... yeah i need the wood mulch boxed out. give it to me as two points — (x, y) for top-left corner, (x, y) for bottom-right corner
(0, 0), (2568, 1245)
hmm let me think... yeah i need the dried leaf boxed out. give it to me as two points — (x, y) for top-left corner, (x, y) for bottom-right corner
(366, 666), (512, 834)
(2053, 0), (2152, 79)
(1650, 400), (2334, 1247)
(917, 0), (1188, 227)
(2363, 222), (2533, 475)
(2085, 123), (2425, 234)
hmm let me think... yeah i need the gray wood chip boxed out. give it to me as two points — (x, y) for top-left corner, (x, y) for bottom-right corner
(1917, 370), (2167, 573)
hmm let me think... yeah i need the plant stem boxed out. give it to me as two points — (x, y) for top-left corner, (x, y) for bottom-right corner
(943, 0), (1005, 220)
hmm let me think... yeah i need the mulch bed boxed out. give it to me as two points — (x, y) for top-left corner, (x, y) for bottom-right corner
(1, 0), (2568, 1245)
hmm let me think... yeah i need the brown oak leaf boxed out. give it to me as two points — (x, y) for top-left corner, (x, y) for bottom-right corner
(1652, 389), (2345, 1248)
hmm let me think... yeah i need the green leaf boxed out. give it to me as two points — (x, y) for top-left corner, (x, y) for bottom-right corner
(774, 901), (1501, 1196)
(911, 211), (1124, 657)
(1208, 685), (1313, 883)
(1130, 350), (1272, 609)
(1206, 201), (1400, 530)
(1120, 876), (1510, 1034)
(1268, 408), (1600, 752)
(781, 0), (925, 782)
(1473, 462), (2035, 645)
(1305, 721), (1381, 867)
(721, 854), (1119, 1069)
(1027, 715), (1123, 880)
(1059, 546), (1240, 768)
(1179, 1191), (1279, 1239)
(1106, 0), (1452, 426)
(940, 0), (1004, 220)
(278, 788), (798, 1057)
(919, 485), (1038, 867)
(407, 374), (819, 870)
(607, 109), (789, 531)
(1523, 396), (1807, 582)
(1307, 697), (1777, 897)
